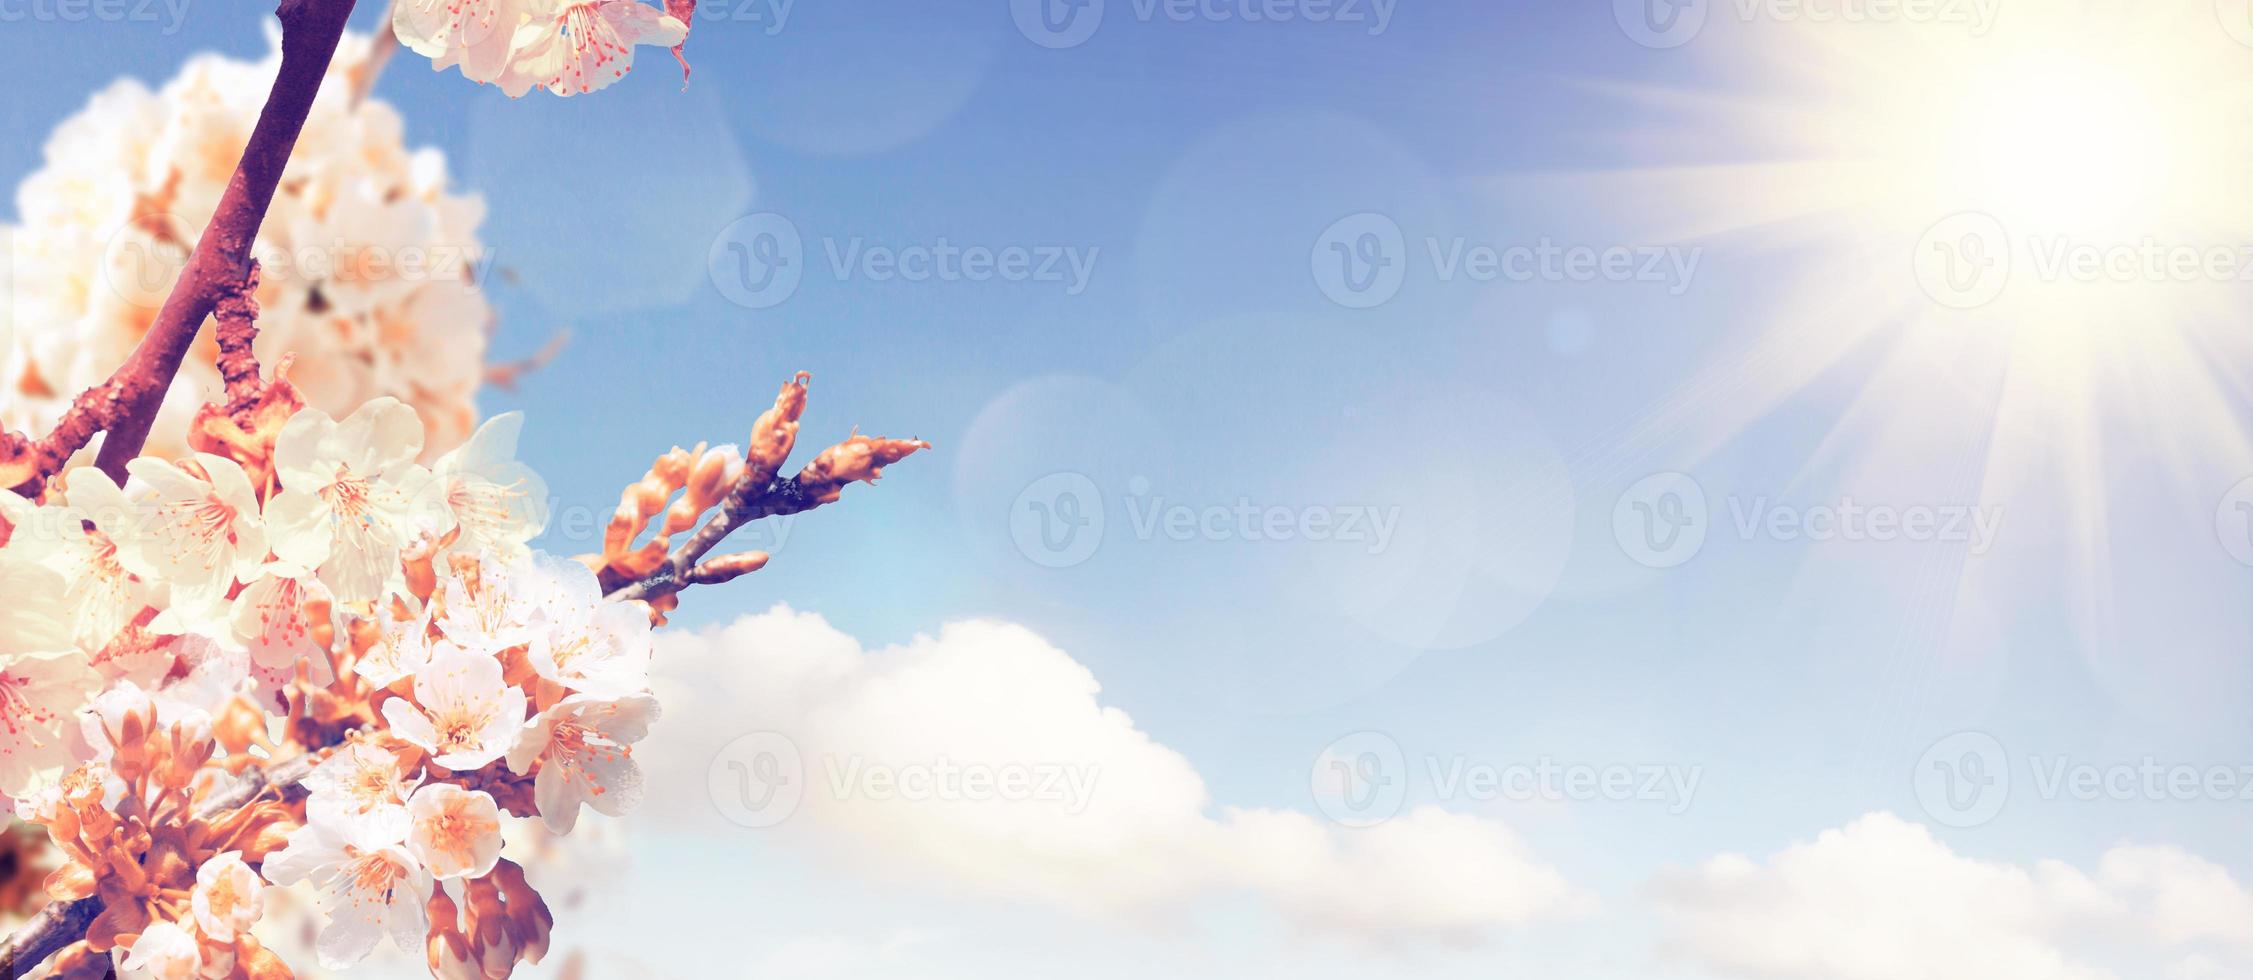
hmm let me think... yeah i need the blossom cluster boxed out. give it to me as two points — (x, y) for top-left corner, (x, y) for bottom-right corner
(0, 391), (660, 978)
(0, 33), (493, 465)
(394, 0), (691, 97)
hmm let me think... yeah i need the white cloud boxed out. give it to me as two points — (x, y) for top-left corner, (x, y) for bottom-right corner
(642, 605), (1586, 946)
(1649, 812), (2253, 980)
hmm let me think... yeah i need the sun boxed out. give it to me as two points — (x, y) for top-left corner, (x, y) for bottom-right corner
(1498, 1), (2253, 677)
(1942, 53), (2171, 231)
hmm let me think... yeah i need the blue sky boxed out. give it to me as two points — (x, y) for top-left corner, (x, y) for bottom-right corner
(7, 1), (2253, 977)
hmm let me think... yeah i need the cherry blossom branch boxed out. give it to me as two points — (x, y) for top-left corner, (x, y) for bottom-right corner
(0, 888), (97, 978)
(0, 753), (319, 975)
(600, 373), (928, 605)
(0, 0), (359, 497)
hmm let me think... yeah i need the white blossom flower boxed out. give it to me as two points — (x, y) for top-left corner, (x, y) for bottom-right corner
(191, 850), (265, 942)
(496, 1), (689, 98)
(1, 34), (492, 463)
(230, 562), (333, 689)
(507, 692), (657, 833)
(112, 919), (200, 980)
(267, 399), (447, 604)
(434, 412), (549, 562)
(523, 556), (651, 698)
(124, 453), (267, 610)
(436, 556), (542, 655)
(357, 607), (436, 689)
(0, 650), (101, 796)
(302, 740), (418, 843)
(0, 552), (72, 658)
(379, 641), (526, 771)
(404, 782), (504, 879)
(79, 680), (157, 758)
(261, 816), (432, 970)
(12, 470), (165, 656)
(393, 0), (530, 89)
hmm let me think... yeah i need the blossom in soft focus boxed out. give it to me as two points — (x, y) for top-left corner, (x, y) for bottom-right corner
(267, 398), (446, 604)
(404, 783), (504, 880)
(380, 640), (526, 771)
(394, 0), (688, 98)
(506, 693), (657, 833)
(113, 920), (200, 980)
(0, 32), (492, 463)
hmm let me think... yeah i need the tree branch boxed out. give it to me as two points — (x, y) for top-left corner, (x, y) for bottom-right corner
(0, 0), (358, 495)
(0, 752), (320, 976)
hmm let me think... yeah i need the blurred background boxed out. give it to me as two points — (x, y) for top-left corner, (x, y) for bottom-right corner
(7, 0), (2253, 976)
